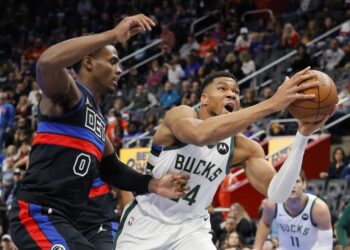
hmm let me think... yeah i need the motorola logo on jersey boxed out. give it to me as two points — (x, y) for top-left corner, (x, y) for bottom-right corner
(217, 142), (229, 154)
(302, 213), (309, 220)
(51, 244), (66, 250)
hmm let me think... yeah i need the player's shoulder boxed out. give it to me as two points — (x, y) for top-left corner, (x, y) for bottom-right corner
(164, 105), (197, 120)
(311, 197), (330, 215)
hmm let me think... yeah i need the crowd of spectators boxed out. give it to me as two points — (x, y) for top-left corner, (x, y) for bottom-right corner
(0, 0), (350, 248)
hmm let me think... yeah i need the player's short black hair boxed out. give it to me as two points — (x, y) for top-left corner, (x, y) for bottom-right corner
(200, 71), (237, 94)
(71, 48), (104, 73)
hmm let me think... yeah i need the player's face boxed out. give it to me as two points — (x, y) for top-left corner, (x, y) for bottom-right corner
(92, 45), (122, 92)
(201, 77), (240, 116)
(290, 176), (306, 198)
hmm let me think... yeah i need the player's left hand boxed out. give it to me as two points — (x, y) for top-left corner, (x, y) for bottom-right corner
(149, 172), (190, 199)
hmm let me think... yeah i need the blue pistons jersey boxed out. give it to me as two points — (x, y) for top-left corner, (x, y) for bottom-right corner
(16, 82), (107, 222)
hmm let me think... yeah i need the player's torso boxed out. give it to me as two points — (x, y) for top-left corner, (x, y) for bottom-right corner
(137, 136), (234, 224)
(276, 194), (318, 250)
(17, 82), (107, 221)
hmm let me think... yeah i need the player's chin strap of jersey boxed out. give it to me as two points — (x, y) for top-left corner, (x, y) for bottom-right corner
(267, 131), (309, 203)
(100, 153), (153, 194)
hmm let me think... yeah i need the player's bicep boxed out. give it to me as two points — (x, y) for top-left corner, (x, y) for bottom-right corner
(103, 136), (115, 157)
(36, 60), (79, 100)
(312, 199), (332, 230)
(243, 142), (276, 196)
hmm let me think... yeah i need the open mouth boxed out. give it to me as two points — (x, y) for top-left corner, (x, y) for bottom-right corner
(224, 103), (234, 113)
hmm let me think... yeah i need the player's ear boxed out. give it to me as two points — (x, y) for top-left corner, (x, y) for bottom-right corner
(82, 56), (93, 71)
(201, 93), (208, 106)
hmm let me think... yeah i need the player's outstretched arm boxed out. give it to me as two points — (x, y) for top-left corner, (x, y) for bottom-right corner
(36, 14), (155, 99)
(100, 138), (189, 199)
(253, 200), (275, 250)
(165, 68), (317, 146)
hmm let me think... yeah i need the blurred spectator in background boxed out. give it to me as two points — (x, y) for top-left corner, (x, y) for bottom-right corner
(141, 113), (158, 134)
(159, 24), (176, 50)
(0, 92), (15, 150)
(291, 44), (314, 73)
(235, 27), (251, 52)
(338, 41), (350, 69)
(211, 23), (226, 44)
(239, 51), (255, 77)
(321, 38), (345, 71)
(220, 52), (238, 72)
(1, 234), (17, 250)
(222, 231), (244, 250)
(280, 23), (300, 49)
(337, 80), (350, 115)
(301, 20), (321, 44)
(183, 55), (201, 80)
(123, 84), (158, 117)
(339, 10), (350, 43)
(241, 88), (259, 108)
(179, 35), (200, 58)
(199, 33), (218, 58)
(165, 59), (185, 87)
(160, 82), (181, 109)
(146, 60), (165, 94)
(320, 147), (348, 179)
(218, 216), (238, 249)
(228, 203), (254, 239)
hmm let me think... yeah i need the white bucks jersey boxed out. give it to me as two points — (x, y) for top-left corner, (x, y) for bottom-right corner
(136, 137), (234, 224)
(276, 194), (318, 250)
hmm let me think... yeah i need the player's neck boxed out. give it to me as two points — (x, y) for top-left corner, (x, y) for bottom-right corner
(76, 75), (103, 103)
(284, 194), (308, 215)
(198, 106), (216, 120)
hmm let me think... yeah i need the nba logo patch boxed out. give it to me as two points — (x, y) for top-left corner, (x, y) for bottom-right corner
(128, 216), (135, 225)
(302, 213), (308, 220)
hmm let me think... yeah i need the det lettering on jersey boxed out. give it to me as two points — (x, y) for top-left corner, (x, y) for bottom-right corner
(174, 153), (223, 182)
(85, 106), (106, 142)
(278, 223), (310, 236)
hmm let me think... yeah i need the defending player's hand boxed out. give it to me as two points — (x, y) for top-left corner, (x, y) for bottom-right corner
(113, 14), (156, 43)
(149, 172), (190, 199)
(270, 67), (318, 111)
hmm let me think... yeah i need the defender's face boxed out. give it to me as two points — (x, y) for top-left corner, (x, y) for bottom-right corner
(201, 77), (240, 116)
(93, 45), (122, 92)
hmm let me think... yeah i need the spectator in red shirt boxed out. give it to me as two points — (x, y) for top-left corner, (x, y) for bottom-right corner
(199, 33), (218, 57)
(280, 23), (300, 49)
(159, 24), (176, 50)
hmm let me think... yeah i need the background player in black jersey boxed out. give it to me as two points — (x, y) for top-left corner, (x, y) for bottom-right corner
(9, 14), (189, 250)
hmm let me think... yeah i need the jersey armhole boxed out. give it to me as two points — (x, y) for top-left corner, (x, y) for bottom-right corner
(310, 198), (318, 227)
(226, 136), (237, 174)
(274, 203), (278, 219)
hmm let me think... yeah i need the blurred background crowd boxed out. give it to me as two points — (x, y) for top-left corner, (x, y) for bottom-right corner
(0, 0), (350, 249)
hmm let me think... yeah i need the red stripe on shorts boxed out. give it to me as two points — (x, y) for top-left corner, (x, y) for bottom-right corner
(89, 184), (111, 198)
(18, 200), (52, 250)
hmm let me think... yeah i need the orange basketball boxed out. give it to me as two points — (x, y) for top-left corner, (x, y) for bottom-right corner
(287, 70), (337, 123)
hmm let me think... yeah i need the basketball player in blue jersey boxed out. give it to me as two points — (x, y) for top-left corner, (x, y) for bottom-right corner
(115, 70), (334, 250)
(9, 14), (189, 250)
(253, 172), (332, 250)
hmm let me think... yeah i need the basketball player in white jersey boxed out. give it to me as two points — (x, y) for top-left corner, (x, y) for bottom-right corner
(115, 70), (333, 250)
(253, 172), (332, 250)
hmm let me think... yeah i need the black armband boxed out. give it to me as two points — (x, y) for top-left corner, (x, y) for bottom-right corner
(100, 153), (153, 194)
